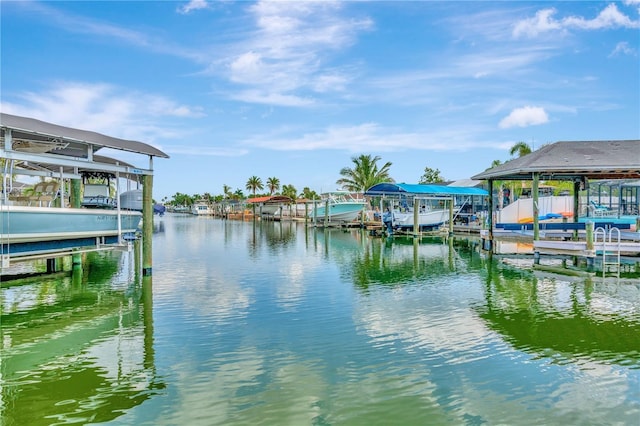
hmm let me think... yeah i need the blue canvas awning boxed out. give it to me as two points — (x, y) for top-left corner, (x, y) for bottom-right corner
(365, 183), (488, 197)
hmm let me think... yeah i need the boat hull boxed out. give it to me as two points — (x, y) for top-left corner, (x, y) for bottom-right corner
(312, 202), (366, 222)
(387, 209), (449, 229)
(259, 204), (281, 216)
(0, 206), (142, 244)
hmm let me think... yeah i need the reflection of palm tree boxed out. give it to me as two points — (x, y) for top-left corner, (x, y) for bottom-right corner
(336, 154), (393, 192)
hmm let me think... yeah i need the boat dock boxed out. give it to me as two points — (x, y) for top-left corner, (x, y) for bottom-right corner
(1, 113), (168, 276)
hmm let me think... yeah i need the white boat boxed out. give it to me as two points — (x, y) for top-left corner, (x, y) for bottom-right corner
(1, 205), (142, 251)
(365, 182), (488, 233)
(1, 112), (169, 265)
(382, 203), (451, 231)
(311, 192), (367, 223)
(191, 202), (213, 215)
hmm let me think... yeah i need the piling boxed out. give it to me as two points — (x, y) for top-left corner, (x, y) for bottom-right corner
(413, 198), (419, 237)
(71, 178), (83, 266)
(324, 199), (329, 228)
(448, 197), (454, 236)
(586, 221), (594, 251)
(142, 174), (153, 276)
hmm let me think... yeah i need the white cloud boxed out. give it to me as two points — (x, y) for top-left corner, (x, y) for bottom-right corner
(244, 122), (509, 153)
(609, 41), (637, 57)
(0, 81), (204, 143)
(219, 0), (373, 105)
(499, 106), (549, 129)
(513, 4), (640, 38)
(177, 0), (211, 15)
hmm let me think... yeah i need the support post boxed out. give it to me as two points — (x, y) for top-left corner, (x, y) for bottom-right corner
(532, 172), (540, 241)
(448, 196), (454, 236)
(413, 196), (419, 237)
(573, 180), (581, 241)
(142, 173), (153, 276)
(586, 221), (594, 251)
(324, 199), (329, 227)
(71, 177), (83, 265)
(486, 180), (494, 251)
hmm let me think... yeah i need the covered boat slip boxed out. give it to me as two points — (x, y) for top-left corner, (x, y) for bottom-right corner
(365, 183), (489, 233)
(1, 113), (168, 269)
(471, 140), (640, 262)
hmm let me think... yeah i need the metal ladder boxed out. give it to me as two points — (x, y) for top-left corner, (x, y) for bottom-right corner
(595, 226), (621, 278)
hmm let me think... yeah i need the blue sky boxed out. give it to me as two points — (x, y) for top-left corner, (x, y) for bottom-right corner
(2, 0), (639, 201)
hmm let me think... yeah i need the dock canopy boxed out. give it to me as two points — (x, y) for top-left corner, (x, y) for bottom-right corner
(471, 140), (640, 181)
(365, 183), (488, 197)
(1, 113), (168, 159)
(246, 195), (293, 204)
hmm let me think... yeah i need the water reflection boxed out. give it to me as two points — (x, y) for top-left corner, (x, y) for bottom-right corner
(477, 266), (640, 368)
(3, 216), (639, 425)
(1, 251), (163, 425)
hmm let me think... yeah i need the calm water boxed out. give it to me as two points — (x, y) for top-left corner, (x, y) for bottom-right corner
(2, 214), (639, 425)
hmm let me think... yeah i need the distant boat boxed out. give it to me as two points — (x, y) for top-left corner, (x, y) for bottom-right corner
(246, 195), (292, 218)
(311, 192), (367, 223)
(191, 201), (213, 215)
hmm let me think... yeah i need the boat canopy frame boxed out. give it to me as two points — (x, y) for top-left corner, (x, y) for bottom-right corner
(365, 183), (488, 197)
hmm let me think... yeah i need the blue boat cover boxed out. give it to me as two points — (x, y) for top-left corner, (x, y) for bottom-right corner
(365, 183), (488, 196)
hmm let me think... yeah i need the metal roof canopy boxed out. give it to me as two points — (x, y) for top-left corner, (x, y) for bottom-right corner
(1, 113), (168, 158)
(471, 140), (640, 181)
(365, 182), (488, 197)
(1, 113), (168, 178)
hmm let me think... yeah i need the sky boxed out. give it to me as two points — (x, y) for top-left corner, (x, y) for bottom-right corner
(1, 0), (639, 201)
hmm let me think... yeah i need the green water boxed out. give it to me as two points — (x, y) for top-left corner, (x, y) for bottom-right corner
(2, 215), (639, 425)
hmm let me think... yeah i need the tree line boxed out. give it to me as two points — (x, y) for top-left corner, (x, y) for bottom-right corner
(163, 142), (558, 207)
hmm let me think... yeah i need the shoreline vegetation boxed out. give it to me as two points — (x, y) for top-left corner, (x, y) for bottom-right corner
(160, 145), (575, 213)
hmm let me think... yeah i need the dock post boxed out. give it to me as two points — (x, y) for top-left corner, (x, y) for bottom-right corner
(71, 178), (83, 266)
(586, 220), (594, 251)
(413, 197), (419, 237)
(324, 199), (329, 227)
(142, 173), (153, 276)
(448, 197), (454, 236)
(532, 172), (540, 241)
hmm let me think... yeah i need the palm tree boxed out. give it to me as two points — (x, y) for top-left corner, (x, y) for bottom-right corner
(509, 141), (532, 158)
(281, 184), (297, 200)
(222, 184), (232, 199)
(246, 176), (263, 197)
(336, 154), (393, 192)
(266, 177), (280, 195)
(301, 187), (319, 200)
(246, 176), (263, 216)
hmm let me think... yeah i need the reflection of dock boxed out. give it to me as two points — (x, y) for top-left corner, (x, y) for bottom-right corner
(1, 254), (162, 424)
